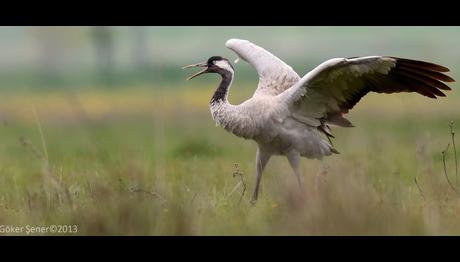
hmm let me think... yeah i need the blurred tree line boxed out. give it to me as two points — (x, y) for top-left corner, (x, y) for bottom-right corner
(9, 26), (157, 89)
(0, 26), (459, 90)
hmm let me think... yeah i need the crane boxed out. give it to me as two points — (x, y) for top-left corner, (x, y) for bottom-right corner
(183, 38), (455, 204)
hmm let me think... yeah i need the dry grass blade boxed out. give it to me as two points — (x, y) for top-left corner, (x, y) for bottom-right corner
(18, 136), (61, 190)
(228, 164), (246, 205)
(449, 121), (458, 186)
(18, 109), (75, 207)
(32, 106), (49, 165)
(129, 187), (166, 203)
(414, 176), (425, 200)
(19, 136), (45, 161)
(441, 143), (458, 194)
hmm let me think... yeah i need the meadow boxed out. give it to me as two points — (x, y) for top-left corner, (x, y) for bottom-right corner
(0, 81), (459, 235)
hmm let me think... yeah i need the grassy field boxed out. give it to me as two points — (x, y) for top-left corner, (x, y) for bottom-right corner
(0, 82), (460, 235)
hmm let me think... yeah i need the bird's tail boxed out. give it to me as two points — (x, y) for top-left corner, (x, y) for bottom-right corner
(318, 123), (340, 154)
(330, 147), (340, 154)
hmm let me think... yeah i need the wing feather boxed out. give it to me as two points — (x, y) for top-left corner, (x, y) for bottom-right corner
(225, 39), (300, 96)
(279, 56), (454, 129)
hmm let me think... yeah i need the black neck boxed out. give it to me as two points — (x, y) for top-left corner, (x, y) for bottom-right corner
(210, 69), (233, 104)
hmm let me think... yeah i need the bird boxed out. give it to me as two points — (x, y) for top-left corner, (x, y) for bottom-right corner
(183, 38), (455, 204)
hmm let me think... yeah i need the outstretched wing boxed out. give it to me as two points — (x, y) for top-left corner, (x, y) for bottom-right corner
(225, 39), (300, 97)
(279, 56), (454, 130)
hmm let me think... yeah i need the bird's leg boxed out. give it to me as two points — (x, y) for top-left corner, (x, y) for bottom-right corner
(287, 151), (303, 188)
(251, 147), (271, 204)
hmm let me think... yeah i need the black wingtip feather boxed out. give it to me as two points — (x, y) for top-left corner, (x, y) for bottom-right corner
(395, 69), (452, 91)
(391, 57), (451, 73)
(394, 71), (447, 98)
(310, 56), (453, 123)
(398, 64), (455, 82)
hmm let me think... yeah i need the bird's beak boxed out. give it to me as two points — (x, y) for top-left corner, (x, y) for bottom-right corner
(182, 62), (209, 80)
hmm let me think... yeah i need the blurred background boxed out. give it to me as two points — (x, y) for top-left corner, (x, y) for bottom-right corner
(1, 26), (460, 235)
(2, 26), (460, 89)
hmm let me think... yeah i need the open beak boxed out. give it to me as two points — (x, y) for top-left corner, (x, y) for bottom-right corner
(182, 62), (209, 80)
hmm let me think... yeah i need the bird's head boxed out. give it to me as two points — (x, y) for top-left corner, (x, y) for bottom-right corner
(182, 56), (234, 80)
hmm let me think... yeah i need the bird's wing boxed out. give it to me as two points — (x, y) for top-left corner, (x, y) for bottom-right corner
(225, 39), (301, 97)
(278, 56), (454, 128)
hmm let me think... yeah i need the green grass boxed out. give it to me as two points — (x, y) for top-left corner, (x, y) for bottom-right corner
(0, 85), (460, 235)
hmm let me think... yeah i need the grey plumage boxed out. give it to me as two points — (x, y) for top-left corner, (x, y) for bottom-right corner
(184, 39), (454, 203)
